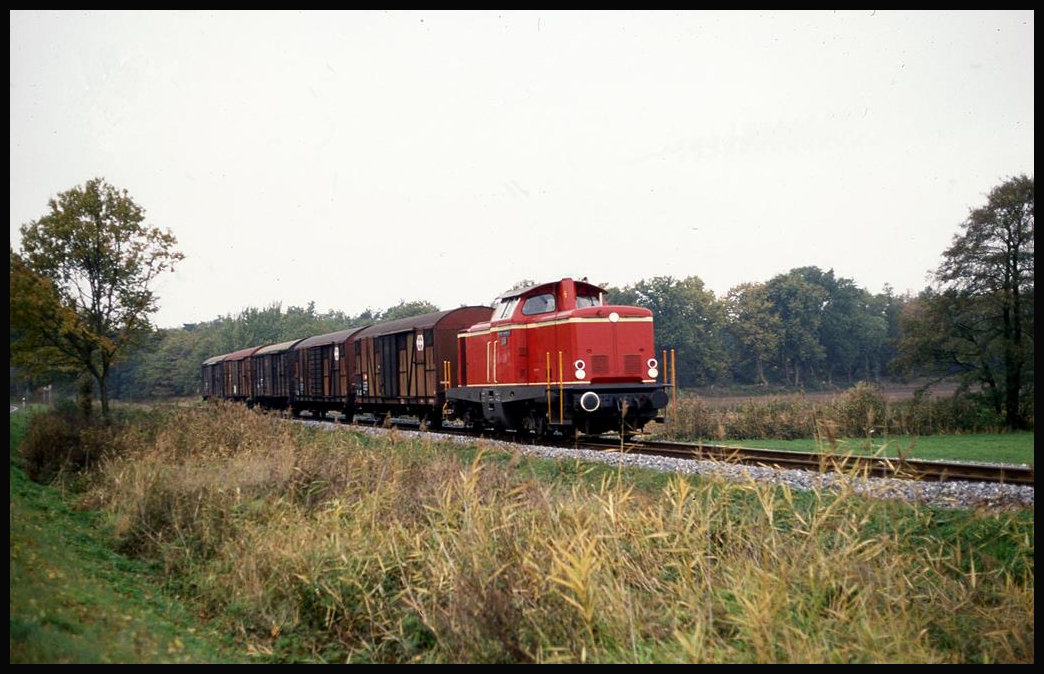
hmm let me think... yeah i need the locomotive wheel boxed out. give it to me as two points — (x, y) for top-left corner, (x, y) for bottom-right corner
(535, 415), (550, 439)
(461, 408), (485, 433)
(524, 411), (550, 439)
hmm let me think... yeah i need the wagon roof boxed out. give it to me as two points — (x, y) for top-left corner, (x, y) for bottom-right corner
(353, 306), (492, 339)
(254, 337), (308, 355)
(293, 327), (369, 350)
(201, 353), (230, 366)
(225, 345), (265, 361)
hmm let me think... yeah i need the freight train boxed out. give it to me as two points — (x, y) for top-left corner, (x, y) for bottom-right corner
(202, 277), (669, 436)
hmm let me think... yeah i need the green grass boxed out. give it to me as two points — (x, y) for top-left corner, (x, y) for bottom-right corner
(9, 407), (244, 664)
(714, 431), (1034, 465)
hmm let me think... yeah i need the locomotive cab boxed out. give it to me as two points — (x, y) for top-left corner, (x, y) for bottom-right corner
(449, 277), (668, 436)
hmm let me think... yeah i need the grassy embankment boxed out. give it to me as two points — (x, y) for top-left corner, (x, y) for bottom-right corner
(10, 401), (1030, 663)
(9, 406), (243, 663)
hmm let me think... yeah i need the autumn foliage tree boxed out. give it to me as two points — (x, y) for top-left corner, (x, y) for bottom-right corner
(11, 178), (183, 423)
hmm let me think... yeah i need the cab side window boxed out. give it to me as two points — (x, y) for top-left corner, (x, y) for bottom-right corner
(522, 293), (556, 316)
(493, 298), (520, 322)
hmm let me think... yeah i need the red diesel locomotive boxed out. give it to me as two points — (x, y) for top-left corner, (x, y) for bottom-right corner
(202, 277), (668, 436)
(447, 277), (668, 435)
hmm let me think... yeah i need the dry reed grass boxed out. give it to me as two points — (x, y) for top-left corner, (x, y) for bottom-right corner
(665, 382), (1011, 440)
(83, 402), (1034, 663)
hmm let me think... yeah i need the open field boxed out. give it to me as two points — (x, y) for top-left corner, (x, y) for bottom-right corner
(705, 432), (1034, 466)
(658, 379), (1025, 450)
(687, 379), (964, 407)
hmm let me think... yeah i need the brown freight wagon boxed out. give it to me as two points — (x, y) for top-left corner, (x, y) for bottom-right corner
(290, 327), (367, 419)
(351, 306), (492, 427)
(201, 352), (230, 400)
(252, 338), (306, 411)
(223, 345), (264, 404)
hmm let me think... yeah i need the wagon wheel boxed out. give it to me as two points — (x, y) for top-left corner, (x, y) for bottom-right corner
(423, 412), (443, 431)
(524, 411), (550, 440)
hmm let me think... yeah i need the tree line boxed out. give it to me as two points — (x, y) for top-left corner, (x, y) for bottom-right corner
(10, 175), (1034, 429)
(100, 268), (900, 401)
(103, 299), (439, 400)
(604, 267), (904, 391)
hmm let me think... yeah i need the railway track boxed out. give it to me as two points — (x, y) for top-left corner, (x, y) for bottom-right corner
(321, 414), (1035, 486)
(576, 436), (1035, 486)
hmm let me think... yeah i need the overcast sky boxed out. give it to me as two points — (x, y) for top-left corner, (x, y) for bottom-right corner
(10, 10), (1035, 329)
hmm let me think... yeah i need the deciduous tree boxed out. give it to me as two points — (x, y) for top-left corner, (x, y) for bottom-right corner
(612, 276), (728, 387)
(11, 178), (183, 423)
(898, 175), (1034, 428)
(724, 282), (780, 386)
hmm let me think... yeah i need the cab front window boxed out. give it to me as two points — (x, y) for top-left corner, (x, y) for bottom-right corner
(522, 293), (556, 316)
(576, 293), (603, 309)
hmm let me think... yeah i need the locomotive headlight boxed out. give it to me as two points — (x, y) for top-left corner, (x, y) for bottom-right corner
(648, 368), (659, 379)
(580, 391), (601, 412)
(609, 312), (620, 323)
(574, 359), (586, 379)
(575, 369), (587, 380)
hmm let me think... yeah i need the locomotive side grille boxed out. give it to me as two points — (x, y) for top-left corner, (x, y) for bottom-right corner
(592, 355), (610, 375)
(623, 354), (642, 375)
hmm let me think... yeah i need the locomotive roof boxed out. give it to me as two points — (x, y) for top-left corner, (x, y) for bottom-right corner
(495, 277), (606, 301)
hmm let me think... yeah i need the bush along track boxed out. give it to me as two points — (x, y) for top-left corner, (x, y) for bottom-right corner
(9, 407), (242, 664)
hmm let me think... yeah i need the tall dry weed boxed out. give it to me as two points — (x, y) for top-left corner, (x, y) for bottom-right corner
(667, 383), (1012, 441)
(84, 402), (1034, 663)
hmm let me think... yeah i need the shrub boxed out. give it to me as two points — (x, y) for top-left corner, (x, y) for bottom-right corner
(667, 383), (1013, 441)
(18, 401), (114, 483)
(834, 381), (887, 437)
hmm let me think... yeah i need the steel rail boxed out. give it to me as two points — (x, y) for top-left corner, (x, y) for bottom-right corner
(302, 414), (1034, 486)
(577, 436), (1035, 485)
